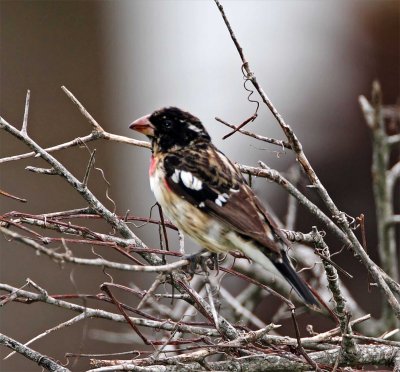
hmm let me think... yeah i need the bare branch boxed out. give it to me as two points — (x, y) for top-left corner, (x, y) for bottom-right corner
(82, 149), (96, 186)
(0, 132), (149, 164)
(0, 332), (71, 372)
(359, 83), (400, 330)
(21, 89), (30, 136)
(219, 286), (267, 329)
(215, 117), (291, 149)
(0, 188), (27, 203)
(0, 115), (152, 254)
(90, 344), (400, 371)
(214, 0), (400, 320)
(4, 313), (87, 360)
(311, 227), (357, 357)
(0, 283), (221, 337)
(25, 166), (57, 175)
(61, 86), (103, 132)
(241, 162), (349, 246)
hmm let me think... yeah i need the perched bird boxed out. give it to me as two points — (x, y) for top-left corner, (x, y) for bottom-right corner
(130, 107), (318, 306)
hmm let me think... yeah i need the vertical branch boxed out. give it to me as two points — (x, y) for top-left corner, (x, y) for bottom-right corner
(370, 82), (398, 282)
(311, 227), (358, 359)
(359, 81), (399, 330)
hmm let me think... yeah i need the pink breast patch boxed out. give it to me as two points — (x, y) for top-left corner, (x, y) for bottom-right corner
(163, 178), (171, 191)
(149, 156), (157, 176)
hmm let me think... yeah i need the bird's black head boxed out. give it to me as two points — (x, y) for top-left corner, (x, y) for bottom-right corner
(130, 107), (211, 152)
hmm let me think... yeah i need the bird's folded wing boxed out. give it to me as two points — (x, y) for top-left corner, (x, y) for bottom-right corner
(163, 148), (282, 255)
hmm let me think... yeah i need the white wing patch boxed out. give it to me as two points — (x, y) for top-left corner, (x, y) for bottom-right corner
(215, 193), (229, 207)
(171, 169), (180, 183)
(169, 168), (230, 208)
(180, 170), (203, 191)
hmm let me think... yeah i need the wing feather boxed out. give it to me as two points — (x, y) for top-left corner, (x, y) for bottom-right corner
(164, 147), (282, 255)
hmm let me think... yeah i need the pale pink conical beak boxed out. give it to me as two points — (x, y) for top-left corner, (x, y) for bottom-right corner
(129, 114), (155, 136)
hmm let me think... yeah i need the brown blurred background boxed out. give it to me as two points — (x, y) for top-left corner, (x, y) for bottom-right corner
(1, 1), (399, 371)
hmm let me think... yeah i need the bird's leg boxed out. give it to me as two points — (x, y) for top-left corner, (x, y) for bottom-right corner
(209, 253), (219, 273)
(183, 250), (219, 275)
(200, 253), (219, 273)
(183, 250), (207, 275)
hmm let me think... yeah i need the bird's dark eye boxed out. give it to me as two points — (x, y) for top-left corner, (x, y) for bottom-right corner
(164, 120), (173, 129)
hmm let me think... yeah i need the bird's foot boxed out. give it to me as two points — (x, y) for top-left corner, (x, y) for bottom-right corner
(183, 251), (219, 275)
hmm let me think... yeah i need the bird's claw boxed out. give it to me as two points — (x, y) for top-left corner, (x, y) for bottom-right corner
(183, 252), (203, 275)
(183, 252), (219, 276)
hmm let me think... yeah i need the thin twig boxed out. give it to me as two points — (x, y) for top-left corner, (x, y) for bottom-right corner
(219, 286), (266, 329)
(61, 86), (103, 132)
(221, 113), (257, 140)
(291, 309), (322, 371)
(0, 226), (164, 271)
(21, 89), (30, 136)
(137, 274), (164, 310)
(83, 149), (96, 186)
(343, 333), (400, 347)
(0, 283), (221, 337)
(215, 117), (291, 148)
(0, 188), (27, 203)
(4, 313), (87, 360)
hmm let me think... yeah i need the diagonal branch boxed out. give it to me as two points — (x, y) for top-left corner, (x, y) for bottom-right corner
(214, 0), (400, 320)
(0, 113), (240, 342)
(0, 332), (71, 372)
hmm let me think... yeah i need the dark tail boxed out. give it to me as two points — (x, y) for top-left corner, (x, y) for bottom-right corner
(273, 251), (319, 307)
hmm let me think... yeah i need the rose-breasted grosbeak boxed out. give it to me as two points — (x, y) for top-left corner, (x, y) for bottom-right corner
(130, 107), (318, 306)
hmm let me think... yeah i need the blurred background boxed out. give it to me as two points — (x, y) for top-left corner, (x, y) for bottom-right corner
(1, 1), (399, 371)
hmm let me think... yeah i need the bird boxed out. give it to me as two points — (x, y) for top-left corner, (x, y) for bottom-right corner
(130, 107), (319, 306)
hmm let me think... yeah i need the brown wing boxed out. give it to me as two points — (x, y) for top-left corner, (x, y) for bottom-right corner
(163, 145), (283, 255)
(206, 184), (282, 254)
